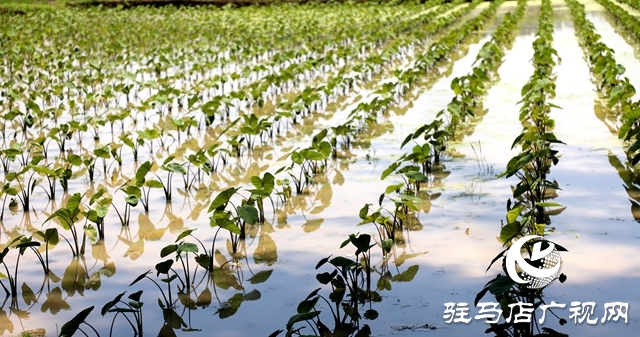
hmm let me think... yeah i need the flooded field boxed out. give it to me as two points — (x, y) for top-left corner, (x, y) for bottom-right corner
(1, 0), (640, 336)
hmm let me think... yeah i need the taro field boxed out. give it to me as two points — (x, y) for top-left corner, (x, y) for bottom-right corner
(3, 0), (640, 336)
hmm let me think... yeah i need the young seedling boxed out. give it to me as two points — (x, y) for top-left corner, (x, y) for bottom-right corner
(44, 193), (88, 257)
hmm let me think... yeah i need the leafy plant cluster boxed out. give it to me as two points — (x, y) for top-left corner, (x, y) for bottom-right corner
(438, 0), (527, 140)
(272, 0), (491, 193)
(276, 0), (477, 140)
(0, 0), (470, 257)
(566, 0), (640, 223)
(356, 0), (526, 257)
(346, 0), (492, 133)
(569, 0), (636, 126)
(277, 0), (506, 261)
(475, 1), (569, 335)
(572, 0), (640, 165)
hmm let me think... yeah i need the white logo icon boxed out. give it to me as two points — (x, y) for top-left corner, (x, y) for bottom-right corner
(505, 235), (561, 289)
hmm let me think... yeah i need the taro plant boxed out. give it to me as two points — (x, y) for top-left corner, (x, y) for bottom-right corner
(113, 183), (140, 227)
(119, 132), (144, 162)
(281, 131), (332, 195)
(195, 187), (261, 272)
(247, 172), (276, 223)
(100, 290), (145, 337)
(44, 193), (89, 257)
(357, 192), (422, 256)
(158, 238), (201, 306)
(239, 113), (272, 151)
(130, 267), (175, 310)
(83, 188), (111, 240)
(475, 238), (568, 337)
(59, 153), (82, 192)
(275, 233), (379, 337)
(398, 119), (448, 174)
(0, 235), (54, 298)
(47, 122), (72, 154)
(4, 163), (42, 212)
(15, 234), (56, 275)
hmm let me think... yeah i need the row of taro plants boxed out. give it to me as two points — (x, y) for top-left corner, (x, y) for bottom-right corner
(379, 0), (523, 207)
(566, 0), (640, 222)
(576, 0), (640, 165)
(475, 0), (569, 335)
(272, 0), (485, 198)
(333, 0), (506, 259)
(346, 0), (495, 135)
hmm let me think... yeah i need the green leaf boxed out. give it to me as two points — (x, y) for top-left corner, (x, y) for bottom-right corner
(237, 205), (259, 225)
(67, 193), (83, 212)
(125, 195), (138, 207)
(67, 154), (82, 166)
(330, 256), (355, 268)
(144, 179), (163, 188)
(83, 225), (98, 244)
(500, 222), (520, 244)
(176, 229), (196, 242)
(135, 161), (152, 183)
(381, 161), (400, 180)
(96, 205), (108, 218)
(128, 290), (143, 302)
(155, 260), (174, 276)
(164, 163), (187, 175)
(130, 271), (151, 286)
(41, 228), (58, 245)
(160, 244), (178, 258)
(488, 276), (515, 296)
(536, 201), (563, 207)
(208, 187), (238, 212)
(358, 204), (370, 219)
(101, 292), (126, 316)
(297, 296), (319, 314)
(59, 306), (94, 337)
(404, 171), (428, 181)
(507, 206), (522, 223)
(211, 217), (241, 235)
(315, 255), (331, 269)
(178, 243), (198, 253)
(286, 311), (321, 330)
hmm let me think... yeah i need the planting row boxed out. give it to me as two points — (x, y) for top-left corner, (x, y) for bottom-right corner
(476, 0), (569, 335)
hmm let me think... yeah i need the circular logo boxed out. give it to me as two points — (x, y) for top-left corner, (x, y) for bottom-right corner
(505, 235), (561, 289)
